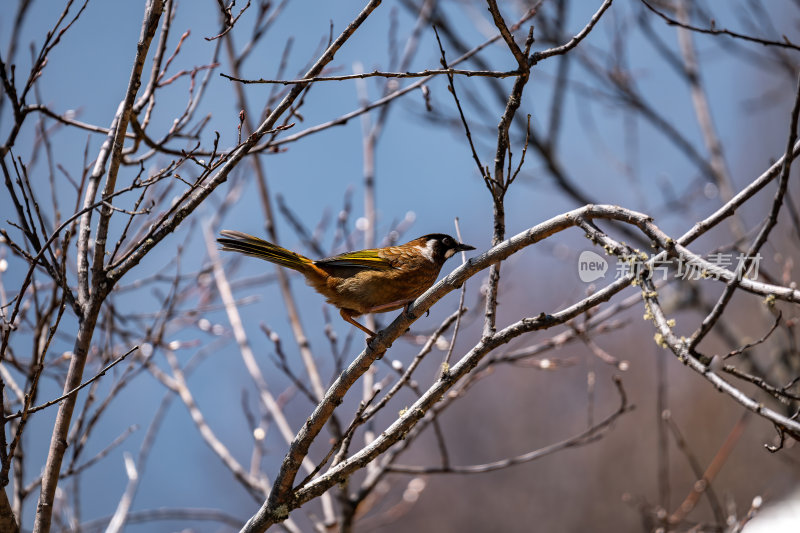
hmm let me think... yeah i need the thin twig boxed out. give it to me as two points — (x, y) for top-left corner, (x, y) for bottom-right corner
(387, 376), (631, 474)
(641, 0), (800, 51)
(4, 346), (138, 421)
(221, 67), (522, 85)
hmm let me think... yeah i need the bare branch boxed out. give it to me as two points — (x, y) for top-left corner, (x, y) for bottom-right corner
(641, 0), (800, 51)
(4, 346), (137, 421)
(533, 0), (614, 62)
(222, 67), (522, 85)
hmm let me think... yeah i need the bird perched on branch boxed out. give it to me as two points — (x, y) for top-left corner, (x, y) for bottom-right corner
(217, 230), (475, 337)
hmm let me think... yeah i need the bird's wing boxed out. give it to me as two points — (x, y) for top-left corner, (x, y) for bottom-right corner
(315, 249), (394, 271)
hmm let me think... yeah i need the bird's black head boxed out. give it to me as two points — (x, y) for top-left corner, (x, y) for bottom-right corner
(416, 233), (476, 264)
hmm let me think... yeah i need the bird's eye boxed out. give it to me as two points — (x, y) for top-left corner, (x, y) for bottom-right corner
(443, 237), (453, 246)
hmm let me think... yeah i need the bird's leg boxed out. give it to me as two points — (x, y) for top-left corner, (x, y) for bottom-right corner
(364, 299), (413, 314)
(347, 300), (418, 339)
(340, 309), (377, 337)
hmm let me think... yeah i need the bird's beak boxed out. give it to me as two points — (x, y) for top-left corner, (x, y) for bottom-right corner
(455, 242), (476, 252)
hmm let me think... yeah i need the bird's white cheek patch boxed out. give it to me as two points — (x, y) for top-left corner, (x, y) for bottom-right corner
(444, 248), (456, 259)
(418, 242), (436, 262)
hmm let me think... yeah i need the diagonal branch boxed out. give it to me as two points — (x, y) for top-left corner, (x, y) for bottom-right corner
(688, 69), (800, 350)
(641, 0), (800, 51)
(532, 0), (614, 62)
(108, 0), (385, 283)
(387, 376), (631, 474)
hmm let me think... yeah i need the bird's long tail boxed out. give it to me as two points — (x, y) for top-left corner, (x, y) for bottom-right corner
(217, 230), (313, 272)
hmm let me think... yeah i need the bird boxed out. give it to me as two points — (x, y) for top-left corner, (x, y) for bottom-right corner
(217, 230), (475, 337)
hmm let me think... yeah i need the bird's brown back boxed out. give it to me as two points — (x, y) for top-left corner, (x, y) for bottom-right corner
(309, 243), (443, 315)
